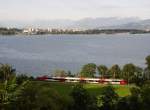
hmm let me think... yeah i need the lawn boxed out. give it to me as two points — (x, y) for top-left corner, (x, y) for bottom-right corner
(33, 81), (131, 97)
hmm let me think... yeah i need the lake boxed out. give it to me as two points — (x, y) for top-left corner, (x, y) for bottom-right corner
(0, 34), (150, 76)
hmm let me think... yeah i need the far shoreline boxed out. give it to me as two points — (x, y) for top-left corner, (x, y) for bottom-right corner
(1, 32), (150, 37)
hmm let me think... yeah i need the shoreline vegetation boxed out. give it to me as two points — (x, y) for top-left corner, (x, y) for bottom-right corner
(0, 27), (150, 35)
(0, 55), (150, 109)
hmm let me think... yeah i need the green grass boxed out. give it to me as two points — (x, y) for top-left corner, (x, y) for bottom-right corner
(33, 81), (131, 97)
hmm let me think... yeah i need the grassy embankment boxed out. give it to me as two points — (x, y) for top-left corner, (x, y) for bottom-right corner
(33, 81), (131, 97)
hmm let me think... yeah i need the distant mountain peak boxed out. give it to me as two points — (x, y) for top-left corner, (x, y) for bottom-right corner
(0, 17), (149, 29)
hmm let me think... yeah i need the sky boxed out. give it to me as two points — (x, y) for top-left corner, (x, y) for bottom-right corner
(0, 0), (150, 21)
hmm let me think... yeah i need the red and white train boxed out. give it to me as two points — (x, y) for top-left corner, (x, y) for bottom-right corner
(37, 76), (127, 85)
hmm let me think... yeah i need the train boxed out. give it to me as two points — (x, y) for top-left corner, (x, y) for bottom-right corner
(36, 76), (127, 85)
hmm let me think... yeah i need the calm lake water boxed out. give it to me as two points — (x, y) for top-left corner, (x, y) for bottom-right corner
(0, 34), (150, 76)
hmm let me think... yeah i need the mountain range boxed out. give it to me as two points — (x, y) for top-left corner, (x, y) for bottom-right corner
(0, 17), (150, 29)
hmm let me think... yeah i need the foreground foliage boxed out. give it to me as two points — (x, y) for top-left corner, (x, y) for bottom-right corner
(0, 54), (150, 110)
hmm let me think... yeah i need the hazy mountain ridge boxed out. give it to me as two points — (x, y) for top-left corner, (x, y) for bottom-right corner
(120, 19), (150, 29)
(0, 17), (150, 29)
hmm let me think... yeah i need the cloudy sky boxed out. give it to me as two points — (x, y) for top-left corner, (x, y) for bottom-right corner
(0, 0), (150, 21)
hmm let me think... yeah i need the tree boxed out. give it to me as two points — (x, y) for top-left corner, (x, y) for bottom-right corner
(70, 84), (97, 110)
(0, 64), (17, 109)
(116, 97), (129, 110)
(66, 70), (74, 77)
(122, 63), (136, 83)
(132, 66), (145, 86)
(52, 69), (67, 77)
(11, 82), (69, 110)
(117, 82), (150, 110)
(127, 87), (142, 110)
(80, 63), (97, 77)
(97, 65), (108, 78)
(144, 55), (150, 79)
(109, 64), (121, 78)
(16, 74), (33, 85)
(140, 83), (150, 110)
(0, 75), (17, 109)
(135, 66), (143, 76)
(97, 85), (118, 110)
(0, 64), (16, 81)
(146, 55), (150, 69)
(0, 64), (31, 110)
